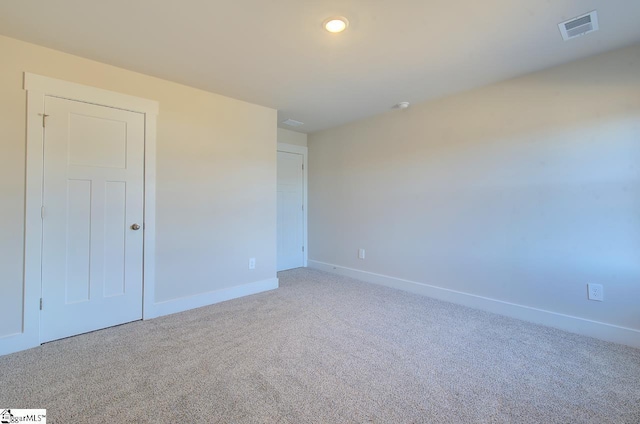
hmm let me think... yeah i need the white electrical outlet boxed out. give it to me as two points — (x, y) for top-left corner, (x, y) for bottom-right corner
(358, 248), (365, 259)
(588, 283), (603, 301)
(249, 258), (256, 270)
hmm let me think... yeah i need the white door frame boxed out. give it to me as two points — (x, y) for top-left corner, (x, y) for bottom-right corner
(5, 73), (158, 355)
(277, 142), (308, 268)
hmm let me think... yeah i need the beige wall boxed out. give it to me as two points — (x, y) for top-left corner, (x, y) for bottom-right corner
(277, 128), (307, 147)
(0, 35), (277, 338)
(309, 44), (640, 333)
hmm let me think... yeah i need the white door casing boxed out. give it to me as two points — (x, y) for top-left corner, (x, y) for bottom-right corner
(0, 73), (158, 356)
(41, 97), (145, 342)
(277, 145), (307, 271)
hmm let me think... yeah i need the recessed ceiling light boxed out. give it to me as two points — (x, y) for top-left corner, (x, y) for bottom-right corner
(324, 16), (349, 33)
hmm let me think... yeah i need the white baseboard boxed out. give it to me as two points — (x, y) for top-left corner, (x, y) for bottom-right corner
(308, 260), (640, 349)
(0, 331), (40, 357)
(146, 277), (279, 319)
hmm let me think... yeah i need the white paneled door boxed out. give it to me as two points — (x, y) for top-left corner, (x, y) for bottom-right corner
(41, 96), (145, 343)
(277, 151), (304, 271)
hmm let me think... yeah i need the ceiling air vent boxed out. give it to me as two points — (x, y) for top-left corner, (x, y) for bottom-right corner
(282, 119), (304, 127)
(559, 11), (599, 41)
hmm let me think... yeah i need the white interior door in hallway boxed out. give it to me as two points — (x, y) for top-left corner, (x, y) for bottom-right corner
(41, 96), (145, 343)
(277, 151), (305, 271)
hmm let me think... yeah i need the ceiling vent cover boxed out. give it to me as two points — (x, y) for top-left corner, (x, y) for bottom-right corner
(559, 11), (599, 41)
(282, 119), (304, 127)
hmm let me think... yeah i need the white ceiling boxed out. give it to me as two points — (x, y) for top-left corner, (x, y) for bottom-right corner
(1, 1), (639, 133)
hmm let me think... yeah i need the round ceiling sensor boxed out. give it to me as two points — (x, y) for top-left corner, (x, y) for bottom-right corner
(324, 16), (349, 33)
(393, 102), (410, 110)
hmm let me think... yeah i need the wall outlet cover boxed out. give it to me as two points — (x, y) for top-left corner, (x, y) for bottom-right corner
(587, 283), (603, 301)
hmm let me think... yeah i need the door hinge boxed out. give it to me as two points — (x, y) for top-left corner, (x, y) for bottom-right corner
(302, 164), (304, 170)
(302, 246), (304, 252)
(41, 206), (45, 219)
(39, 113), (49, 128)
(40, 298), (43, 310)
(302, 204), (304, 211)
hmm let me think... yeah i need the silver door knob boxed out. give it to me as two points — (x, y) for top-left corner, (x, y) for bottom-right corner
(131, 223), (141, 231)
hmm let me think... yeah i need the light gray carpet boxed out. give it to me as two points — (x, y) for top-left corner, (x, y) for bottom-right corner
(1, 268), (639, 423)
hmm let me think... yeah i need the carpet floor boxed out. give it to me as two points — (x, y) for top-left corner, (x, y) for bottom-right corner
(1, 268), (639, 423)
